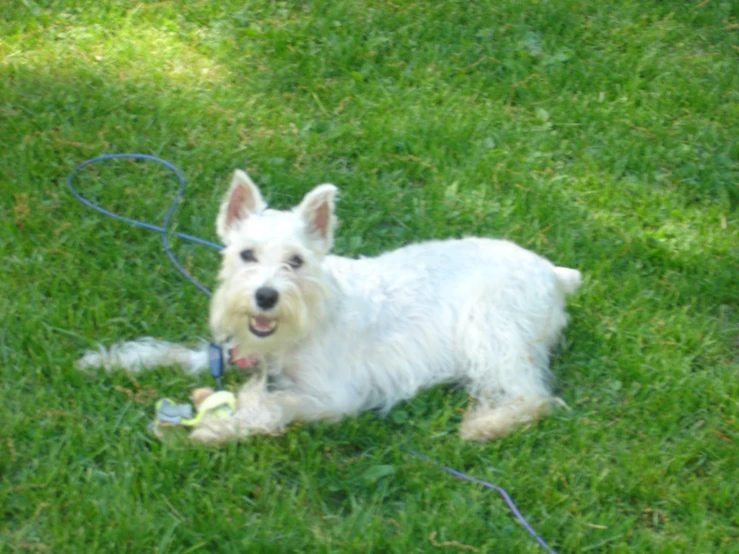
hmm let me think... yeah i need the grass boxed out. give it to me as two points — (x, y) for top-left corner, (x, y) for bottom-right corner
(1, 0), (737, 552)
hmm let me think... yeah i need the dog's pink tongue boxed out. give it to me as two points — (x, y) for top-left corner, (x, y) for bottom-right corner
(229, 346), (258, 369)
(253, 316), (273, 330)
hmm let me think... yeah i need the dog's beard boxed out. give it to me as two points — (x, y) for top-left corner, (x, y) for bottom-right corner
(209, 273), (329, 354)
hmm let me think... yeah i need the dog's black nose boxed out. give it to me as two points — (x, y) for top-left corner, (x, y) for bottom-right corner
(255, 287), (279, 310)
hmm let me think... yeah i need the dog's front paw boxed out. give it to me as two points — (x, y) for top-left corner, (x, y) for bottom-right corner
(75, 349), (106, 371)
(189, 426), (227, 445)
(189, 417), (241, 445)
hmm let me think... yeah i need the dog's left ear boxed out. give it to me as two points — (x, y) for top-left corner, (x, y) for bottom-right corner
(297, 184), (338, 254)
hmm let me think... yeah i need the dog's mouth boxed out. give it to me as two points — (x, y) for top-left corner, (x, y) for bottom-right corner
(248, 315), (278, 338)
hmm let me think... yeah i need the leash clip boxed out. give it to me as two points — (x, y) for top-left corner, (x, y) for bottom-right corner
(208, 343), (225, 391)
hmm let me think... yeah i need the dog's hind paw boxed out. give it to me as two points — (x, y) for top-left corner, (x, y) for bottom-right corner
(460, 397), (553, 442)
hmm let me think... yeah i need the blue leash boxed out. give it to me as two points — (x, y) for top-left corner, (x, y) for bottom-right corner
(67, 153), (557, 554)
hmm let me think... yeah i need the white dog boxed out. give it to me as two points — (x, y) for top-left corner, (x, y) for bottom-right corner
(78, 170), (581, 444)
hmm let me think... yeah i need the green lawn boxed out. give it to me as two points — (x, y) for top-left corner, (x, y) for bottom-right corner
(1, 1), (737, 552)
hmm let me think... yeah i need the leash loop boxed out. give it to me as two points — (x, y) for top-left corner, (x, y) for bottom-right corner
(66, 153), (222, 296)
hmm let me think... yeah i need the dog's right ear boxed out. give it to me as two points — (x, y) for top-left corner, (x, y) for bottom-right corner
(297, 184), (338, 255)
(216, 170), (266, 243)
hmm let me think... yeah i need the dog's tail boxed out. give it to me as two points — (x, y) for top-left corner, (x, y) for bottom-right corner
(553, 266), (582, 296)
(76, 338), (209, 374)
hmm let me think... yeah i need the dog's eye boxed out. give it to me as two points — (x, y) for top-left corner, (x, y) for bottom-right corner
(240, 249), (257, 263)
(287, 255), (303, 270)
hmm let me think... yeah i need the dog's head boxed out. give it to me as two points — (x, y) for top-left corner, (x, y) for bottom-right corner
(210, 170), (337, 353)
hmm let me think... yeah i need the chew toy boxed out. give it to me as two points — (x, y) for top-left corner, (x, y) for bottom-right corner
(149, 388), (236, 438)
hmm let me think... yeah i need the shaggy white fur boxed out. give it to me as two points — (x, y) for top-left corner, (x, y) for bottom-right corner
(78, 170), (581, 444)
